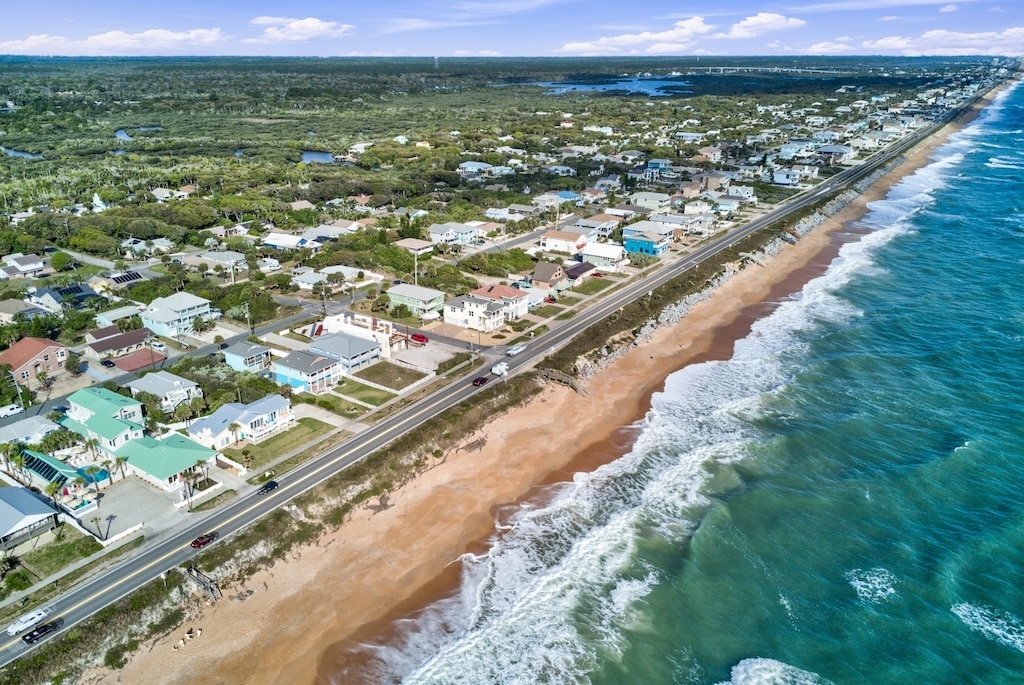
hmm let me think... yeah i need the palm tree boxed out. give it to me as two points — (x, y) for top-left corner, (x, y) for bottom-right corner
(194, 459), (210, 489)
(0, 442), (15, 475)
(82, 437), (100, 460)
(90, 515), (103, 540)
(44, 481), (62, 509)
(114, 455), (128, 481)
(83, 465), (101, 492)
(228, 423), (241, 446)
(101, 459), (114, 487)
(9, 452), (26, 484)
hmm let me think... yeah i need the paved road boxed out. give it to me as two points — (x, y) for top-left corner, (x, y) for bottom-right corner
(0, 101), (961, 664)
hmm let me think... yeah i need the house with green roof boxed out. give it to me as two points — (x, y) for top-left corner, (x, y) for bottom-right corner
(62, 387), (144, 456)
(114, 434), (217, 495)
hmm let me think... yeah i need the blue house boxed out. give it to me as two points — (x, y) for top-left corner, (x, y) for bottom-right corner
(223, 342), (273, 373)
(273, 350), (341, 395)
(624, 231), (670, 256)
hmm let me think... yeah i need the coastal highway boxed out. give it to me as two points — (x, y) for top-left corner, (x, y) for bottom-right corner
(0, 100), (961, 666)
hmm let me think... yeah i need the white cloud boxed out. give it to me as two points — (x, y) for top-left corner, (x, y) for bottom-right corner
(556, 17), (716, 54)
(246, 16), (353, 43)
(862, 26), (1024, 54)
(453, 49), (503, 56)
(806, 40), (854, 53)
(0, 28), (223, 55)
(939, 3), (958, 10)
(716, 13), (806, 39)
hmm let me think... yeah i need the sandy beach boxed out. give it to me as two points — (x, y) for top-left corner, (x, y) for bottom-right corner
(95, 91), (998, 685)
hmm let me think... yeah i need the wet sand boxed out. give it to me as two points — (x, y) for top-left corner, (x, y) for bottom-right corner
(97, 88), (1002, 685)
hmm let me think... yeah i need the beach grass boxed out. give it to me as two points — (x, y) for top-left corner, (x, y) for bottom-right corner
(189, 489), (238, 513)
(19, 524), (103, 581)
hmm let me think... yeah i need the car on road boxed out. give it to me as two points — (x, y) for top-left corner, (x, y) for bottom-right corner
(410, 333), (429, 344)
(51, 404), (68, 413)
(472, 238), (486, 246)
(0, 404), (24, 419)
(21, 621), (58, 645)
(506, 343), (526, 357)
(190, 532), (219, 549)
(100, 359), (116, 368)
(257, 480), (278, 495)
(472, 377), (489, 387)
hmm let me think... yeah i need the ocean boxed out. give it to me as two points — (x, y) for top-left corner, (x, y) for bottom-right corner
(331, 80), (1024, 685)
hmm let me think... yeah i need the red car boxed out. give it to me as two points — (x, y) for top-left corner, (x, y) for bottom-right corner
(472, 377), (489, 387)
(190, 532), (219, 549)
(592, 272), (604, 278)
(411, 333), (429, 344)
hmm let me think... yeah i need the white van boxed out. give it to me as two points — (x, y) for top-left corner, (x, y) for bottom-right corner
(0, 403), (24, 419)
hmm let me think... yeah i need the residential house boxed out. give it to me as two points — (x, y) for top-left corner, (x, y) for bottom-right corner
(624, 232), (671, 256)
(84, 327), (153, 361)
(0, 487), (59, 551)
(628, 192), (672, 212)
(594, 174), (622, 191)
(543, 164), (577, 177)
(385, 284), (445, 317)
(470, 284), (529, 322)
(27, 284), (101, 313)
(539, 230), (586, 255)
(291, 269), (328, 291)
(274, 350), (342, 394)
(695, 146), (722, 163)
(0, 337), (69, 387)
(0, 299), (46, 324)
(563, 262), (596, 285)
(94, 305), (142, 328)
(140, 292), (212, 338)
(443, 295), (505, 333)
(580, 243), (629, 272)
(0, 253), (47, 280)
(223, 342), (273, 373)
(308, 332), (382, 374)
(427, 222), (477, 246)
(458, 161), (493, 177)
(773, 169), (803, 186)
(121, 237), (173, 257)
(62, 387), (145, 457)
(114, 434), (217, 494)
(0, 416), (60, 447)
(88, 270), (146, 295)
(531, 263), (567, 293)
(261, 232), (322, 252)
(188, 395), (295, 450)
(572, 213), (621, 239)
(647, 158), (673, 172)
(196, 250), (246, 271)
(125, 371), (204, 413)
(816, 144), (855, 164)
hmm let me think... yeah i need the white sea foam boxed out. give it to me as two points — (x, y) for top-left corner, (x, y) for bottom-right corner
(714, 658), (833, 685)
(985, 156), (1024, 170)
(952, 603), (1024, 653)
(845, 567), (899, 603)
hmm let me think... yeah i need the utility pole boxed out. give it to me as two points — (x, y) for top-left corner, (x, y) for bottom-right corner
(9, 372), (25, 410)
(244, 302), (253, 335)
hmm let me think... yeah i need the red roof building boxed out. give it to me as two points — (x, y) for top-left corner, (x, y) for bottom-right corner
(0, 337), (70, 387)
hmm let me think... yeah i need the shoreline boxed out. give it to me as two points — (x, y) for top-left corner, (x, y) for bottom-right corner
(102, 88), (1001, 685)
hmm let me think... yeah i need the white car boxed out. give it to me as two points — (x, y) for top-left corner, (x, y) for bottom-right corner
(0, 403), (24, 419)
(150, 341), (168, 352)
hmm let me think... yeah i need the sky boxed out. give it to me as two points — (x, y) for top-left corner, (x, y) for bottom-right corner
(0, 0), (1021, 58)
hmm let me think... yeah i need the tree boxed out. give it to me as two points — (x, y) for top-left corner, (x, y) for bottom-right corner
(65, 350), (83, 376)
(84, 465), (101, 493)
(101, 459), (114, 487)
(9, 451), (26, 484)
(44, 480), (62, 508)
(90, 515), (103, 540)
(228, 423), (241, 446)
(114, 455), (128, 481)
(49, 251), (72, 272)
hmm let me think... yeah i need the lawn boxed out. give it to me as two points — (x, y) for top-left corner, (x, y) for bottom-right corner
(222, 417), (334, 470)
(574, 279), (613, 296)
(353, 361), (428, 391)
(531, 304), (565, 318)
(306, 393), (369, 418)
(20, 524), (103, 580)
(337, 378), (396, 407)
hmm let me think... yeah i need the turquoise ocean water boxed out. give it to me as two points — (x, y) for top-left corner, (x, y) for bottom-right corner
(332, 80), (1024, 685)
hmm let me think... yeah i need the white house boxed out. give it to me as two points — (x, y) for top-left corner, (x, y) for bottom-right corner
(443, 295), (506, 333)
(125, 371), (204, 414)
(539, 230), (586, 255)
(580, 243), (630, 272)
(188, 395), (296, 450)
(140, 292), (213, 339)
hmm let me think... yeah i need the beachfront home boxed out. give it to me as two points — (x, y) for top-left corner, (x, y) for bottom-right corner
(114, 434), (218, 495)
(580, 243), (629, 272)
(539, 230), (586, 255)
(470, 284), (530, 321)
(273, 351), (342, 395)
(188, 395), (295, 450)
(0, 486), (59, 551)
(308, 332), (382, 374)
(443, 295), (505, 333)
(531, 263), (567, 294)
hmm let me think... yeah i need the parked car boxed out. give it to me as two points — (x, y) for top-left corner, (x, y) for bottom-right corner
(150, 341), (168, 352)
(0, 404), (24, 419)
(100, 359), (116, 368)
(257, 480), (279, 495)
(190, 532), (219, 549)
(20, 621), (57, 645)
(410, 333), (429, 344)
(592, 272), (604, 278)
(472, 377), (489, 387)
